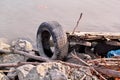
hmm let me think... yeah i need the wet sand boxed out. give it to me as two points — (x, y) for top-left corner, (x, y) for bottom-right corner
(0, 0), (120, 46)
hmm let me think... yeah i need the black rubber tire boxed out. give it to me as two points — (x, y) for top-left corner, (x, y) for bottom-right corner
(36, 21), (68, 60)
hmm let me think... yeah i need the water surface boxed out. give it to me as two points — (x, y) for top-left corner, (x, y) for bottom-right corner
(0, 0), (120, 46)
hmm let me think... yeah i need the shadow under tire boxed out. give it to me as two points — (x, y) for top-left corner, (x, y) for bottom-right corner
(36, 21), (68, 60)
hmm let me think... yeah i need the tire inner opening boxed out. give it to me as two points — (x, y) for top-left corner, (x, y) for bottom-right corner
(41, 31), (55, 58)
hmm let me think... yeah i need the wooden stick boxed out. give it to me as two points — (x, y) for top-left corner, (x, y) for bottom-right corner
(72, 13), (83, 34)
(58, 60), (88, 68)
(0, 49), (11, 53)
(95, 67), (120, 78)
(69, 32), (120, 40)
(0, 70), (9, 72)
(0, 49), (50, 62)
(70, 51), (107, 80)
(80, 74), (86, 80)
(13, 50), (50, 62)
(0, 62), (40, 67)
(88, 58), (120, 62)
(88, 58), (120, 65)
(71, 53), (90, 66)
(58, 61), (93, 77)
(90, 67), (107, 80)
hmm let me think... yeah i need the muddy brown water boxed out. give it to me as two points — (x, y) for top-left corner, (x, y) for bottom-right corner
(0, 0), (120, 47)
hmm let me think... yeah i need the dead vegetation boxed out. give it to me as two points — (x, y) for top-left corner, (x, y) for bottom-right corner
(0, 37), (120, 80)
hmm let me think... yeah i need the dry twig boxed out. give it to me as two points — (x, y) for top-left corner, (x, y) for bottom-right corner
(70, 51), (107, 80)
(95, 67), (120, 78)
(80, 74), (86, 80)
(0, 49), (50, 62)
(71, 50), (90, 66)
(13, 50), (50, 62)
(72, 13), (83, 34)
(0, 62), (40, 67)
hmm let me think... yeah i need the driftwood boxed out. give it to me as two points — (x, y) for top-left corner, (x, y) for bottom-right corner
(70, 52), (107, 80)
(80, 74), (86, 80)
(69, 40), (91, 47)
(88, 58), (120, 66)
(87, 57), (120, 78)
(0, 49), (11, 53)
(72, 13), (83, 34)
(68, 32), (120, 41)
(0, 62), (40, 67)
(95, 67), (120, 78)
(88, 58), (120, 62)
(0, 49), (50, 62)
(71, 52), (90, 66)
(13, 50), (50, 62)
(0, 70), (9, 72)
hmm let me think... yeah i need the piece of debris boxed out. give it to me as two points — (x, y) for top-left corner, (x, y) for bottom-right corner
(1, 21), (120, 80)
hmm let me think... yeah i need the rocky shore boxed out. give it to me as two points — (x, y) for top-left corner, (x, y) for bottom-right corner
(0, 38), (120, 80)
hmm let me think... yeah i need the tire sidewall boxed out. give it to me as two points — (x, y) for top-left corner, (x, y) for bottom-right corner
(37, 21), (68, 60)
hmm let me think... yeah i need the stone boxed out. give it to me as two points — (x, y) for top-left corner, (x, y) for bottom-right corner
(46, 69), (67, 80)
(0, 53), (26, 64)
(11, 39), (33, 52)
(0, 72), (10, 80)
(36, 62), (67, 80)
(0, 39), (34, 64)
(7, 68), (17, 80)
(16, 62), (92, 80)
(0, 38), (11, 53)
(17, 64), (39, 80)
(36, 62), (92, 80)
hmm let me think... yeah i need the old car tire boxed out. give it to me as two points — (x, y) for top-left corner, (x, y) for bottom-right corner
(36, 21), (68, 60)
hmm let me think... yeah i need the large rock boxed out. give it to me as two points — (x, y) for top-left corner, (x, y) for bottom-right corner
(0, 53), (27, 64)
(11, 39), (33, 52)
(44, 69), (67, 80)
(0, 39), (34, 64)
(0, 39), (26, 64)
(37, 62), (93, 80)
(36, 62), (68, 80)
(16, 62), (93, 80)
(17, 64), (39, 80)
(7, 68), (17, 80)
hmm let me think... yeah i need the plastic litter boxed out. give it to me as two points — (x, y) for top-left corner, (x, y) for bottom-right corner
(107, 49), (120, 58)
